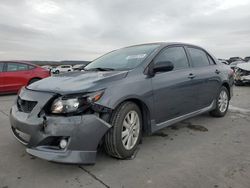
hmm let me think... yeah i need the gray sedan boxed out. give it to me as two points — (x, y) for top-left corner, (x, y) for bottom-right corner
(10, 42), (234, 164)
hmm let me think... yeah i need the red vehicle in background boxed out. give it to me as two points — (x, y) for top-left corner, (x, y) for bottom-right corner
(0, 61), (50, 94)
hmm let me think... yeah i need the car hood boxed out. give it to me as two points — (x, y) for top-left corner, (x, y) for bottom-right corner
(237, 63), (250, 71)
(27, 71), (128, 94)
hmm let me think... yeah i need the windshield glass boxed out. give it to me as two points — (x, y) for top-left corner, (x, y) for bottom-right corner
(84, 44), (160, 71)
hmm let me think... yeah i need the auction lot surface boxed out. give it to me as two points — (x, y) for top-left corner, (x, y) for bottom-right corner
(1, 86), (250, 188)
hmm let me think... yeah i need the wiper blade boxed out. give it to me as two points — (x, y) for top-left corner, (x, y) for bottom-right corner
(85, 67), (115, 71)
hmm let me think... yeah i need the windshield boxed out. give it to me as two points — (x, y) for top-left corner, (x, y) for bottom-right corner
(84, 44), (160, 71)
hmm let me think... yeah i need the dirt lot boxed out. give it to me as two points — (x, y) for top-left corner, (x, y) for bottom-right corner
(0, 86), (250, 188)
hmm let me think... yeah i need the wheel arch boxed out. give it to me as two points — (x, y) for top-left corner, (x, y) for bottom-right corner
(28, 77), (41, 85)
(222, 81), (231, 99)
(113, 98), (152, 135)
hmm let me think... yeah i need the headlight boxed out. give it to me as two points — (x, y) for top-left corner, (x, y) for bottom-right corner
(51, 98), (80, 114)
(50, 90), (104, 114)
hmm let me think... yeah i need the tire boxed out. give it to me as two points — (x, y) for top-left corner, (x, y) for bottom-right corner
(104, 102), (142, 159)
(210, 86), (229, 117)
(55, 70), (59, 74)
(28, 78), (40, 85)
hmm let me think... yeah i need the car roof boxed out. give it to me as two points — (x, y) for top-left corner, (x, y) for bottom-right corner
(1, 61), (38, 67)
(125, 42), (204, 48)
(120, 42), (210, 54)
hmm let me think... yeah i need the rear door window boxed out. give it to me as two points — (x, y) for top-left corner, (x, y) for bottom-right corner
(154, 46), (189, 70)
(207, 55), (216, 65)
(28, 65), (35, 70)
(6, 63), (28, 72)
(188, 47), (210, 67)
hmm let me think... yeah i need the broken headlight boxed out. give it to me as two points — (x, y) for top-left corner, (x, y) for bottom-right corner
(50, 90), (104, 114)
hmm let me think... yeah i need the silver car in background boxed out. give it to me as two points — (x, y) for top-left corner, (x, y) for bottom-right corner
(234, 63), (250, 85)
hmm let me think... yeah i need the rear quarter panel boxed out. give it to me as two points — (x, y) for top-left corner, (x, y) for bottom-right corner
(32, 67), (50, 79)
(215, 62), (234, 98)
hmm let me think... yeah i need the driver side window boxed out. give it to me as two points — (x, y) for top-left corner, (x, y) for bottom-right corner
(155, 46), (189, 70)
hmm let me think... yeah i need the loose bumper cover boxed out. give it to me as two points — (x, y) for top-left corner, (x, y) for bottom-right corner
(234, 69), (250, 83)
(9, 88), (111, 164)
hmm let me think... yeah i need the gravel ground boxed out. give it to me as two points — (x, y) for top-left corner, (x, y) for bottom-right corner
(0, 86), (250, 188)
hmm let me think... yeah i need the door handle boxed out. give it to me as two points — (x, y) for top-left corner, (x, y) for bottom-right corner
(215, 69), (221, 74)
(188, 73), (196, 79)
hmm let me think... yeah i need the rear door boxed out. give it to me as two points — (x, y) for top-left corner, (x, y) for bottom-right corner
(151, 46), (197, 124)
(2, 62), (30, 92)
(186, 46), (221, 109)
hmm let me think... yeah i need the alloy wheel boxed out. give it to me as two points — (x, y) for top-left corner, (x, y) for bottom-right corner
(218, 90), (228, 113)
(121, 110), (140, 150)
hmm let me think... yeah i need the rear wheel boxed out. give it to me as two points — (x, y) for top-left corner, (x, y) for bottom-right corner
(104, 102), (142, 159)
(210, 86), (229, 117)
(28, 78), (40, 85)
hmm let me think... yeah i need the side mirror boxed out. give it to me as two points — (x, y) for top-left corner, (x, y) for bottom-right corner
(153, 61), (174, 73)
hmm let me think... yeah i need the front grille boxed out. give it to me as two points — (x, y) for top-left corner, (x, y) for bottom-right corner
(17, 97), (37, 113)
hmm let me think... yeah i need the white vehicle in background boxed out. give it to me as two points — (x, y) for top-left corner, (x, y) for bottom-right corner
(52, 65), (73, 74)
(230, 60), (246, 70)
(72, 64), (87, 71)
(234, 63), (250, 86)
(218, 59), (229, 65)
(244, 56), (250, 62)
(41, 65), (52, 72)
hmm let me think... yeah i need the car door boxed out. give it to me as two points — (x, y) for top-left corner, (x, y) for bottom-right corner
(0, 62), (5, 92)
(2, 62), (30, 92)
(65, 66), (70, 71)
(60, 66), (64, 72)
(186, 46), (221, 109)
(151, 46), (197, 124)
(64, 65), (71, 72)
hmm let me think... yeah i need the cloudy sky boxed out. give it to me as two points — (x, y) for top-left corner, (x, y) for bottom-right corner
(0, 0), (250, 61)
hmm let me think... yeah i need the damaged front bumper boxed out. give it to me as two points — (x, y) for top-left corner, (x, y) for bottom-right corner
(234, 68), (250, 83)
(235, 75), (250, 83)
(9, 88), (111, 164)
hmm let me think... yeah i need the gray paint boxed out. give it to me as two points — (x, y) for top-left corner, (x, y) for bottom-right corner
(10, 42), (234, 164)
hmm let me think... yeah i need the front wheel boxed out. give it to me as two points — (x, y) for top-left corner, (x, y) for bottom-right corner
(210, 86), (229, 117)
(104, 102), (142, 159)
